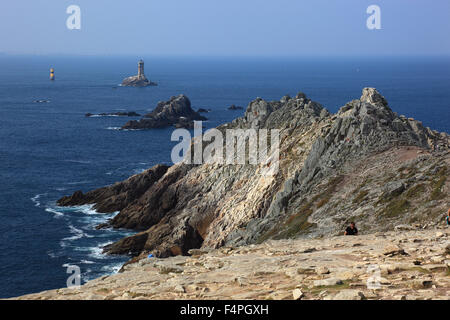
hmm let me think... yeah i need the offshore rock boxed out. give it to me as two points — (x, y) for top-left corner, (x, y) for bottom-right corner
(121, 75), (157, 87)
(122, 95), (207, 130)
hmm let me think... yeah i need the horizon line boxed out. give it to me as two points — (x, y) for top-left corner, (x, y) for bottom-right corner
(1, 52), (450, 59)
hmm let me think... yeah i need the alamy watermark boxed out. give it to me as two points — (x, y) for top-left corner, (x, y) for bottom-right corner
(66, 265), (81, 288)
(366, 264), (381, 289)
(367, 5), (381, 30)
(171, 121), (280, 176)
(66, 5), (81, 30)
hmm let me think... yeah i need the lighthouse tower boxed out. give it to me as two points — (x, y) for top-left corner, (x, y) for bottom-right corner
(138, 60), (145, 79)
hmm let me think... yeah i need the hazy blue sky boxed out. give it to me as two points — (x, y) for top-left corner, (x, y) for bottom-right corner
(0, 0), (449, 56)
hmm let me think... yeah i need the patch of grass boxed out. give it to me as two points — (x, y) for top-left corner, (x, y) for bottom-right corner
(399, 166), (419, 179)
(430, 166), (447, 200)
(358, 177), (373, 189)
(317, 196), (330, 208)
(258, 175), (345, 243)
(273, 203), (316, 240)
(405, 183), (426, 198)
(308, 280), (351, 294)
(297, 268), (315, 275)
(311, 175), (344, 207)
(95, 288), (110, 294)
(127, 291), (148, 298)
(256, 202), (313, 243)
(409, 267), (432, 274)
(353, 190), (369, 204)
(381, 198), (410, 218)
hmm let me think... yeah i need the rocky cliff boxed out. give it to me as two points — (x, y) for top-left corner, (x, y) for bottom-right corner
(58, 88), (450, 263)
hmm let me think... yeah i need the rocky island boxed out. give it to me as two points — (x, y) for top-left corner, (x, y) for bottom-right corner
(121, 60), (157, 87)
(21, 88), (450, 300)
(121, 94), (207, 130)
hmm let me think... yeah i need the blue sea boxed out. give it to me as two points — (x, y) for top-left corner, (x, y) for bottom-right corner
(0, 55), (449, 298)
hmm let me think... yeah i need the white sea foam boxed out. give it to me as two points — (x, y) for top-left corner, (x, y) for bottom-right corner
(45, 207), (64, 217)
(75, 204), (99, 215)
(106, 127), (121, 130)
(62, 224), (94, 242)
(30, 194), (43, 207)
(65, 181), (91, 185)
(80, 260), (95, 264)
(101, 262), (123, 274)
(63, 160), (92, 164)
(120, 128), (144, 131)
(47, 250), (62, 258)
(87, 241), (113, 259)
(62, 204), (100, 215)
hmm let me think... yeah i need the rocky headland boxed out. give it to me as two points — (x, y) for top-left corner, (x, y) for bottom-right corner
(23, 87), (450, 300)
(121, 94), (207, 130)
(59, 88), (450, 258)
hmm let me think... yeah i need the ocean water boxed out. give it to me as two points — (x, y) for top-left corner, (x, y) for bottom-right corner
(0, 55), (449, 298)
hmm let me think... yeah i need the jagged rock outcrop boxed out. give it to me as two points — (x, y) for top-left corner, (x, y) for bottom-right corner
(57, 164), (169, 213)
(58, 88), (450, 262)
(121, 95), (207, 130)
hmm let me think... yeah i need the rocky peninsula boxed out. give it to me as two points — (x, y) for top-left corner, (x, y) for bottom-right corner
(20, 88), (449, 300)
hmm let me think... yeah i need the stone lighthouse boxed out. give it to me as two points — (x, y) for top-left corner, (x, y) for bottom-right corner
(138, 60), (145, 79)
(121, 59), (157, 87)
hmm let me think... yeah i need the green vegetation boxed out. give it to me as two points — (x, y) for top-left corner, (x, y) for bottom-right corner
(409, 267), (432, 275)
(380, 198), (410, 218)
(399, 166), (419, 179)
(317, 197), (330, 208)
(353, 190), (369, 204)
(297, 268), (315, 275)
(308, 280), (351, 294)
(258, 175), (345, 242)
(430, 166), (447, 200)
(311, 175), (344, 208)
(274, 203), (315, 240)
(405, 183), (426, 198)
(358, 177), (373, 189)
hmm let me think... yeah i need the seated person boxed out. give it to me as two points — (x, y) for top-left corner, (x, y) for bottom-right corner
(344, 222), (358, 236)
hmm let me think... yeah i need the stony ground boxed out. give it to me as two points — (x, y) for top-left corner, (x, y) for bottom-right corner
(14, 227), (449, 300)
